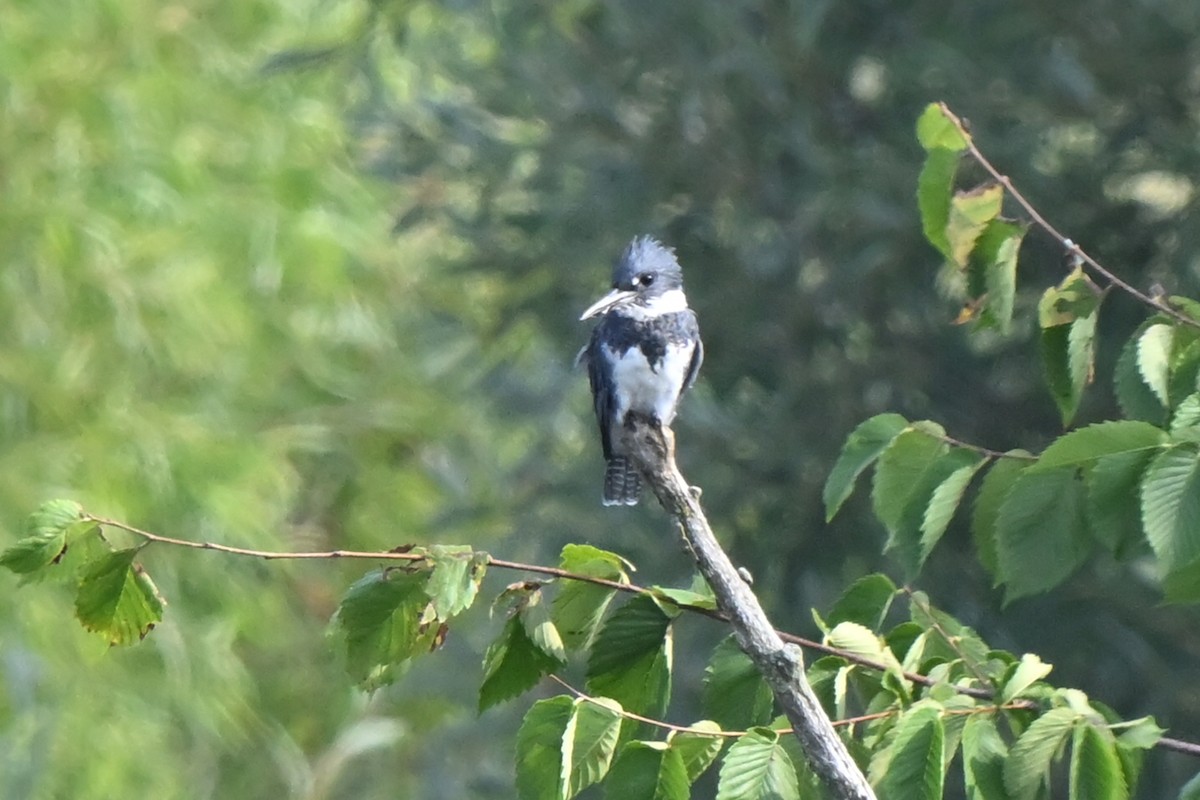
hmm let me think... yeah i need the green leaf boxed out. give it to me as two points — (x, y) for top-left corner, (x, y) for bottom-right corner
(918, 148), (961, 260)
(1001, 654), (1053, 703)
(562, 697), (623, 797)
(872, 424), (948, 531)
(650, 585), (717, 611)
(883, 444), (981, 576)
(828, 573), (898, 631)
(1070, 724), (1126, 800)
(1140, 443), (1200, 571)
(1003, 707), (1080, 800)
(1087, 450), (1155, 556)
(1114, 716), (1164, 750)
(1031, 421), (1166, 473)
(946, 184), (1004, 267)
(827, 620), (888, 663)
(962, 715), (1009, 800)
(1172, 393), (1200, 434)
(516, 696), (574, 800)
(586, 595), (672, 718)
(1181, 771), (1200, 800)
(971, 454), (1033, 577)
(479, 615), (563, 712)
(1038, 269), (1100, 425)
(606, 742), (690, 800)
(424, 545), (487, 620)
(1137, 323), (1174, 408)
(825, 413), (909, 521)
(881, 705), (945, 800)
(715, 728), (799, 800)
(553, 544), (629, 651)
(920, 453), (986, 564)
(667, 721), (724, 783)
(1, 500), (86, 574)
(702, 635), (775, 730)
(1163, 557), (1200, 602)
(74, 548), (165, 646)
(916, 103), (971, 152)
(1115, 330), (1167, 424)
(330, 568), (434, 690)
(995, 468), (1090, 602)
(971, 218), (1026, 333)
(522, 590), (567, 662)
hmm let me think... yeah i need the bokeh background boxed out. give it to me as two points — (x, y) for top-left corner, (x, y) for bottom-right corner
(3, 0), (1200, 797)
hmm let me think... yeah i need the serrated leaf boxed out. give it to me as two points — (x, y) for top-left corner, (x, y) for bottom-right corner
(825, 413), (909, 521)
(1042, 313), (1099, 427)
(1115, 716), (1164, 750)
(1038, 268), (1099, 328)
(667, 721), (724, 783)
(1137, 323), (1174, 407)
(516, 696), (574, 800)
(425, 545), (487, 620)
(962, 715), (1009, 800)
(331, 568), (434, 690)
(586, 595), (672, 718)
(828, 573), (898, 631)
(1002, 654), (1054, 703)
(522, 590), (567, 662)
(1031, 421), (1166, 473)
(605, 741), (690, 800)
(884, 445), (981, 577)
(74, 548), (164, 646)
(1140, 443), (1200, 572)
(946, 184), (1004, 267)
(971, 218), (1026, 334)
(702, 635), (775, 730)
(995, 468), (1090, 602)
(971, 454), (1033, 578)
(1003, 707), (1080, 800)
(827, 621), (887, 663)
(479, 615), (563, 712)
(553, 545), (629, 652)
(715, 728), (799, 800)
(1172, 393), (1200, 434)
(1087, 450), (1155, 556)
(918, 148), (962, 261)
(917, 103), (971, 152)
(881, 705), (946, 800)
(650, 585), (717, 611)
(907, 592), (992, 675)
(920, 454), (986, 564)
(1, 500), (86, 574)
(1070, 724), (1126, 800)
(562, 697), (622, 797)
(1115, 330), (1167, 424)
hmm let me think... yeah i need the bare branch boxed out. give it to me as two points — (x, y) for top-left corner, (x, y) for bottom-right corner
(616, 415), (877, 800)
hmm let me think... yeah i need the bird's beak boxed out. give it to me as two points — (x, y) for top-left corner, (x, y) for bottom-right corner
(580, 288), (637, 321)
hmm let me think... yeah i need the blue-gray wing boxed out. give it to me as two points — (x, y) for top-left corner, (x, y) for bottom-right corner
(682, 311), (703, 392)
(584, 329), (616, 459)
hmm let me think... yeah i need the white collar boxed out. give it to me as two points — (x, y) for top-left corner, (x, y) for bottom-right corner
(614, 289), (689, 320)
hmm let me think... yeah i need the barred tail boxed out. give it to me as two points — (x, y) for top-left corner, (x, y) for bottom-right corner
(602, 457), (642, 506)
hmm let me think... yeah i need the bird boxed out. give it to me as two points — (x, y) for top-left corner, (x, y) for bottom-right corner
(578, 236), (703, 506)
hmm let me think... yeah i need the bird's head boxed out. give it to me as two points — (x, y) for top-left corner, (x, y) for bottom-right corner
(580, 236), (685, 320)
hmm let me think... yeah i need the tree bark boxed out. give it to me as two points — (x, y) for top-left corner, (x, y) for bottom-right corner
(619, 415), (877, 800)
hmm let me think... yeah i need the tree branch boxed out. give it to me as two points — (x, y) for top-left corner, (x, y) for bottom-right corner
(617, 415), (877, 800)
(936, 102), (1200, 331)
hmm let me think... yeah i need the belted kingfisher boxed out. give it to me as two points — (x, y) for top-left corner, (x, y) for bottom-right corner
(578, 236), (703, 506)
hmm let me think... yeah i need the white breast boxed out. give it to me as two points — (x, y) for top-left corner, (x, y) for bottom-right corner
(603, 341), (694, 425)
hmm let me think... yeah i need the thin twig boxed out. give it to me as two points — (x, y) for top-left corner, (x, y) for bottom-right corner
(83, 512), (1200, 759)
(935, 433), (1037, 462)
(936, 102), (1200, 331)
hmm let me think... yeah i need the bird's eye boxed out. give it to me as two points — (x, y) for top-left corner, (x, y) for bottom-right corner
(639, 273), (654, 286)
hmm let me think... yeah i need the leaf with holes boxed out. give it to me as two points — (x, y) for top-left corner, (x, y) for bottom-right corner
(425, 545), (487, 620)
(74, 548), (164, 646)
(479, 614), (563, 712)
(1, 499), (87, 575)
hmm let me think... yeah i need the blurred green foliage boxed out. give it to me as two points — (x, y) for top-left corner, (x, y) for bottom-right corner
(4, 0), (1200, 797)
